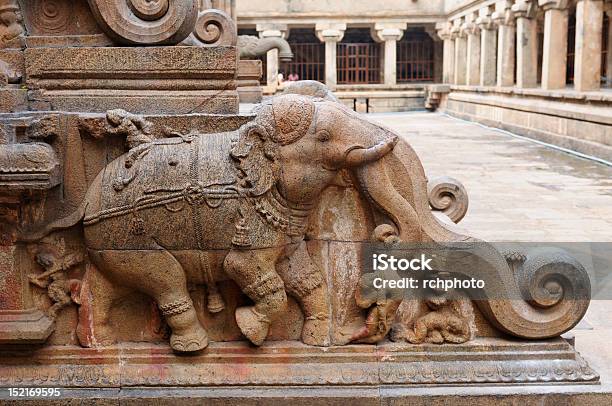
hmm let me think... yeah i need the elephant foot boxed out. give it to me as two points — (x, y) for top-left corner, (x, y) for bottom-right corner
(235, 306), (270, 346)
(170, 325), (209, 353)
(301, 314), (331, 346)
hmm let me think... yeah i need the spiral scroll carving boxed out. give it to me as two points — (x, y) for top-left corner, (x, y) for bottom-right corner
(30, 0), (70, 33)
(127, 0), (169, 21)
(516, 247), (591, 311)
(427, 176), (469, 224)
(87, 0), (198, 45)
(192, 8), (237, 47)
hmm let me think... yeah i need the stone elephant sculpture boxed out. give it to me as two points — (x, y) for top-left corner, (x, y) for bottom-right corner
(25, 87), (591, 354)
(25, 93), (403, 352)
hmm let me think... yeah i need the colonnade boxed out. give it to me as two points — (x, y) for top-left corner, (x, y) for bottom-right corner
(438, 0), (611, 92)
(254, 22), (439, 90)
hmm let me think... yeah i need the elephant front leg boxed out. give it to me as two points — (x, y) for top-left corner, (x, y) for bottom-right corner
(224, 248), (288, 346)
(278, 243), (331, 346)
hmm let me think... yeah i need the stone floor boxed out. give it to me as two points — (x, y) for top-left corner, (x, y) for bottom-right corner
(370, 112), (612, 242)
(370, 111), (612, 397)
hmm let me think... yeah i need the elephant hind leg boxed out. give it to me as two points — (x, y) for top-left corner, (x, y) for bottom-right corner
(90, 249), (208, 353)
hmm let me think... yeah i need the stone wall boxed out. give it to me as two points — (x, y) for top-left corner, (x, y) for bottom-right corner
(440, 86), (612, 161)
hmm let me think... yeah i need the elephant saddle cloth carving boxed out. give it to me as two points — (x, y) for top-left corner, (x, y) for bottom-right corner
(82, 131), (311, 251)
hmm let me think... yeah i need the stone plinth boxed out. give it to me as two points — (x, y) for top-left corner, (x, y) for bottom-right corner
(237, 60), (263, 103)
(25, 46), (239, 114)
(0, 338), (597, 388)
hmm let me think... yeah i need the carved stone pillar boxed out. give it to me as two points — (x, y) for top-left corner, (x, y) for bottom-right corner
(539, 1), (569, 90)
(607, 6), (612, 87)
(574, 0), (604, 91)
(257, 24), (288, 93)
(477, 8), (498, 86)
(463, 15), (481, 86)
(512, 0), (539, 88)
(452, 19), (468, 85)
(493, 1), (516, 87)
(436, 22), (455, 84)
(374, 23), (406, 86)
(316, 23), (346, 90)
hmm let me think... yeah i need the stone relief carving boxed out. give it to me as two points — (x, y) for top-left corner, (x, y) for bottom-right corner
(0, 0), (24, 47)
(28, 236), (83, 319)
(19, 90), (593, 355)
(0, 0), (600, 391)
(24, 94), (402, 351)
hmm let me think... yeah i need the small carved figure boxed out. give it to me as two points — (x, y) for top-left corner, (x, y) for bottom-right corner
(0, 0), (24, 46)
(29, 237), (83, 319)
(403, 293), (471, 344)
(105, 109), (154, 150)
(351, 225), (403, 344)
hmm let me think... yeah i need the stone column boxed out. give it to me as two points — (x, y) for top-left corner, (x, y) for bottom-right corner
(574, 0), (604, 91)
(436, 22), (455, 84)
(512, 0), (539, 88)
(452, 19), (468, 85)
(493, 1), (516, 87)
(463, 15), (482, 86)
(477, 7), (498, 86)
(257, 24), (288, 93)
(539, 1), (569, 90)
(607, 7), (612, 87)
(316, 23), (346, 90)
(374, 23), (406, 86)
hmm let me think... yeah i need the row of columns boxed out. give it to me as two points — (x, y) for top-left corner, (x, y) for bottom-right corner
(438, 0), (611, 92)
(255, 22), (440, 91)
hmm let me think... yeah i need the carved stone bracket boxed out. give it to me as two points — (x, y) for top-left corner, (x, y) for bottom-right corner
(512, 0), (538, 18)
(492, 0), (517, 26)
(0, 142), (60, 191)
(538, 0), (571, 11)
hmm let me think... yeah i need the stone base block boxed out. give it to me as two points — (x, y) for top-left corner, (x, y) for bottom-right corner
(0, 88), (27, 113)
(0, 338), (597, 388)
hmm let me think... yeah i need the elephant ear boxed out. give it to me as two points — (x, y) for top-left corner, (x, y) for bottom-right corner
(231, 122), (280, 197)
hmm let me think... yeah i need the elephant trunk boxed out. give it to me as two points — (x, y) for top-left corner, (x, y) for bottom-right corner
(354, 155), (422, 242)
(239, 36), (294, 61)
(355, 141), (591, 339)
(345, 136), (399, 168)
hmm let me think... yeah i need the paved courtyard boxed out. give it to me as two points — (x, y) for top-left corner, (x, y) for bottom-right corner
(370, 112), (612, 242)
(370, 111), (612, 393)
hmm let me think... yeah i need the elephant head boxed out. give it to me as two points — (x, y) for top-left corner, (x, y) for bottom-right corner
(231, 94), (402, 213)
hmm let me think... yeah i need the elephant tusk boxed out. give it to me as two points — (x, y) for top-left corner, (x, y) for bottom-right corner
(344, 135), (399, 167)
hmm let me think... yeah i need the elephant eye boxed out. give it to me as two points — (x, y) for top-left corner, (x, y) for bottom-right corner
(316, 130), (330, 142)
